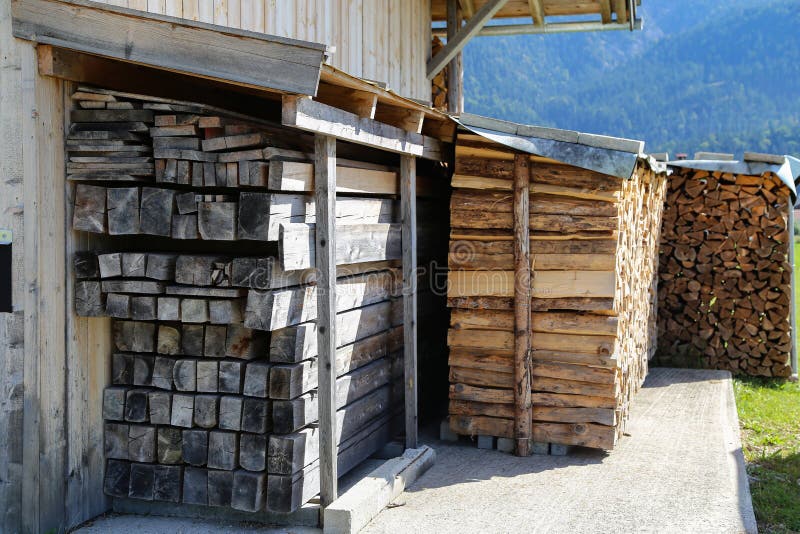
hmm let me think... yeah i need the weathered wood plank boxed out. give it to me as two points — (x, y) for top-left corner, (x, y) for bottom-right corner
(314, 134), (337, 506)
(400, 154), (418, 449)
(282, 96), (426, 157)
(280, 223), (401, 271)
(15, 0), (327, 95)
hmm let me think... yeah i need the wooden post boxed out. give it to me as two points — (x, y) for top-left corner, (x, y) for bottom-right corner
(401, 155), (418, 449)
(513, 153), (532, 456)
(446, 0), (464, 114)
(314, 134), (338, 505)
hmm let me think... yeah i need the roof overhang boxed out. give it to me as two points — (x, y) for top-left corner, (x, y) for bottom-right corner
(428, 0), (643, 79)
(458, 113), (659, 179)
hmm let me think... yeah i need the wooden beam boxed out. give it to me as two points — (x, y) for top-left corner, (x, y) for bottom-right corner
(318, 64), (453, 143)
(374, 106), (425, 134)
(12, 0), (326, 95)
(427, 0), (510, 79)
(513, 154), (532, 456)
(458, 0), (475, 18)
(528, 0), (544, 26)
(613, 0), (628, 23)
(283, 95), (442, 159)
(401, 155), (418, 449)
(315, 84), (378, 119)
(599, 0), (612, 23)
(314, 134), (337, 506)
(447, 0), (464, 114)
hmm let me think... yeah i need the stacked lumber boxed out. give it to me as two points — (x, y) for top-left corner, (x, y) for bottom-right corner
(68, 86), (417, 513)
(655, 167), (793, 377)
(446, 133), (667, 450)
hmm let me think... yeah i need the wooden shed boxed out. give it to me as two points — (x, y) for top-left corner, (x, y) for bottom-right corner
(0, 0), (649, 531)
(445, 114), (668, 453)
(655, 154), (799, 378)
(0, 0), (459, 530)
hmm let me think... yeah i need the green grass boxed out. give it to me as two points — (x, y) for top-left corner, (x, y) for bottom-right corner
(734, 378), (800, 533)
(730, 239), (800, 533)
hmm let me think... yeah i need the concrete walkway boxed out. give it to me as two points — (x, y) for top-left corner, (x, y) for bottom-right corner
(364, 368), (756, 534)
(75, 368), (756, 533)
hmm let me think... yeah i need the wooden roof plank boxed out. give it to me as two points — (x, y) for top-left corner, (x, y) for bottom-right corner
(12, 0), (326, 95)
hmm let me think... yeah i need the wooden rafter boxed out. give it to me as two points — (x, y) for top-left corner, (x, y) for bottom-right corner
(458, 0), (475, 18)
(599, 0), (612, 23)
(613, 0), (628, 23)
(315, 84), (377, 119)
(427, 0), (510, 79)
(528, 0), (544, 26)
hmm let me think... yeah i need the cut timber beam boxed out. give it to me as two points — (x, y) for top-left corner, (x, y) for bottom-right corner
(528, 0), (544, 26)
(283, 96), (443, 160)
(427, 0), (510, 79)
(13, 0), (326, 94)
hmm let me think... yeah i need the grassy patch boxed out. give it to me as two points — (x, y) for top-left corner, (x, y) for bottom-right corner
(734, 377), (800, 533)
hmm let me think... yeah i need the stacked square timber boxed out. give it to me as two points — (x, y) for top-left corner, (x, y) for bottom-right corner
(68, 86), (421, 514)
(446, 133), (667, 451)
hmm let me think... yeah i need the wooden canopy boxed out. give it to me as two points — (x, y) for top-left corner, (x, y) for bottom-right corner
(431, 0), (641, 28)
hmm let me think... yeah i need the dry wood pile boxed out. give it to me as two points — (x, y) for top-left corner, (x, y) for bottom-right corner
(446, 133), (667, 450)
(68, 86), (418, 513)
(431, 37), (448, 110)
(655, 167), (793, 377)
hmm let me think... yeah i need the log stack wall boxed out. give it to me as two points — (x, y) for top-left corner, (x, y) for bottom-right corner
(446, 133), (667, 450)
(655, 166), (793, 377)
(68, 86), (423, 514)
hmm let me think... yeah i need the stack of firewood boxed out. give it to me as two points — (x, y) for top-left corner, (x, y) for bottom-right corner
(655, 167), (793, 377)
(68, 87), (415, 513)
(445, 132), (667, 450)
(431, 37), (448, 110)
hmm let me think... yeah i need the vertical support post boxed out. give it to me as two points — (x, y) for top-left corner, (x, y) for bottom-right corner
(513, 153), (532, 456)
(788, 201), (797, 379)
(401, 155), (418, 449)
(314, 134), (338, 505)
(446, 0), (464, 114)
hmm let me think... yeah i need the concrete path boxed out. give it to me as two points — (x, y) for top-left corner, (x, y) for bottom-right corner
(75, 368), (755, 533)
(364, 368), (756, 534)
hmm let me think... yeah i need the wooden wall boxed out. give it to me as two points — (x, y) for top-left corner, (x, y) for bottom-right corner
(88, 0), (433, 102)
(0, 30), (111, 531)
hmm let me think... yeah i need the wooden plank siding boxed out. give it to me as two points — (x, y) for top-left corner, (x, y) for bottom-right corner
(0, 39), (114, 533)
(86, 0), (433, 101)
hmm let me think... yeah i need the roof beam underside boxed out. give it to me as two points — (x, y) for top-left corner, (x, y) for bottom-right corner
(426, 0), (510, 79)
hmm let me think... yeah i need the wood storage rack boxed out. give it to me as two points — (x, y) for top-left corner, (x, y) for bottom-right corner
(655, 155), (798, 377)
(64, 83), (451, 515)
(446, 115), (668, 453)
